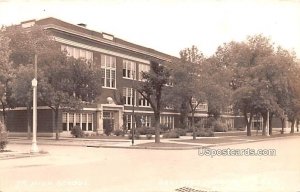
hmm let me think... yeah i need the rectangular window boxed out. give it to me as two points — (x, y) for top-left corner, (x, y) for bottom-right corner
(62, 112), (93, 131)
(126, 115), (136, 130)
(101, 54), (116, 88)
(141, 116), (151, 127)
(61, 45), (93, 62)
(62, 113), (67, 131)
(123, 60), (136, 79)
(160, 115), (174, 129)
(87, 114), (93, 131)
(138, 93), (150, 107)
(123, 87), (135, 106)
(139, 63), (150, 80)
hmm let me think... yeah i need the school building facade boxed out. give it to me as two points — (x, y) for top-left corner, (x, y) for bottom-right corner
(5, 17), (239, 136)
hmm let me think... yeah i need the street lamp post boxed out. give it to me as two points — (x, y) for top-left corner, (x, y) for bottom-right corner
(30, 54), (39, 153)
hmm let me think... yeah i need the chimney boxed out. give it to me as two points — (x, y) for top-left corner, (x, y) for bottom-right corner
(77, 23), (87, 28)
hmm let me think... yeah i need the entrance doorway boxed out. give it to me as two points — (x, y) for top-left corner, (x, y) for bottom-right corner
(103, 111), (115, 135)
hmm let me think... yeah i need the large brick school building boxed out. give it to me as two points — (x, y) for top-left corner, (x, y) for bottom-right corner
(5, 17), (241, 136)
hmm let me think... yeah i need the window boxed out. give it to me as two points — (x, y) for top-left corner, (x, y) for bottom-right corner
(123, 87), (135, 106)
(61, 45), (93, 61)
(141, 116), (151, 127)
(191, 98), (208, 112)
(160, 115), (174, 129)
(62, 112), (93, 131)
(138, 93), (150, 107)
(126, 115), (136, 130)
(123, 60), (136, 79)
(138, 63), (150, 80)
(101, 54), (116, 88)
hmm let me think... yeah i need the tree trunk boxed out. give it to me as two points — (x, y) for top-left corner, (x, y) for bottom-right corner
(54, 108), (60, 140)
(192, 111), (196, 140)
(262, 113), (267, 136)
(280, 117), (285, 134)
(27, 105), (31, 139)
(269, 113), (273, 135)
(290, 119), (295, 134)
(297, 120), (299, 132)
(154, 112), (160, 143)
(244, 112), (252, 136)
(1, 101), (7, 129)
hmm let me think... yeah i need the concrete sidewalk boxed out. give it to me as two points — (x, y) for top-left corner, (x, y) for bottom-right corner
(5, 131), (300, 150)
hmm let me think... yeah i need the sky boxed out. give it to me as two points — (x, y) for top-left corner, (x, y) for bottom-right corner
(0, 0), (300, 58)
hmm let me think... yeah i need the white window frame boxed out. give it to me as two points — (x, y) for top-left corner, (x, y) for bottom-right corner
(141, 115), (151, 127)
(123, 87), (135, 106)
(126, 115), (136, 130)
(62, 112), (93, 131)
(138, 93), (150, 107)
(101, 54), (116, 89)
(138, 63), (150, 81)
(123, 60), (136, 79)
(61, 45), (93, 61)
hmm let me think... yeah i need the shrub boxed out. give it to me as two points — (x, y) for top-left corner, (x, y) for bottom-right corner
(136, 127), (147, 135)
(160, 124), (170, 133)
(146, 127), (156, 135)
(186, 128), (193, 133)
(128, 129), (141, 140)
(174, 128), (187, 136)
(136, 127), (156, 135)
(71, 125), (85, 138)
(104, 125), (114, 136)
(0, 121), (8, 151)
(196, 129), (214, 137)
(163, 130), (180, 138)
(146, 134), (152, 140)
(214, 122), (228, 132)
(113, 129), (124, 136)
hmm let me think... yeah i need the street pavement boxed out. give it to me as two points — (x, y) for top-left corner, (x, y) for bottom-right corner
(0, 135), (299, 192)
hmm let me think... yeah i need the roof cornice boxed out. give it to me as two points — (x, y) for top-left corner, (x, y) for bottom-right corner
(42, 24), (172, 62)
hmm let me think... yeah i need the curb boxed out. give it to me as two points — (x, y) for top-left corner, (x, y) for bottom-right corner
(6, 134), (300, 150)
(0, 153), (47, 160)
(94, 134), (300, 150)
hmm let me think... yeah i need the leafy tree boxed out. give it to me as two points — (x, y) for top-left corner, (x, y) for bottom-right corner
(3, 26), (102, 139)
(40, 55), (102, 140)
(0, 30), (14, 126)
(167, 58), (206, 140)
(4, 25), (56, 67)
(215, 35), (275, 136)
(136, 61), (170, 143)
(11, 65), (35, 138)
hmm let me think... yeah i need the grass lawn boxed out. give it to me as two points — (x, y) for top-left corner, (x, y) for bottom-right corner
(87, 135), (127, 139)
(136, 142), (198, 148)
(173, 132), (300, 144)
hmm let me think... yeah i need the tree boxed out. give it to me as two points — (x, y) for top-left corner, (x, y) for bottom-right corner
(11, 65), (41, 138)
(214, 35), (276, 136)
(4, 25), (102, 139)
(170, 46), (206, 130)
(40, 55), (102, 140)
(136, 61), (170, 143)
(167, 58), (206, 140)
(0, 30), (14, 127)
